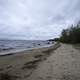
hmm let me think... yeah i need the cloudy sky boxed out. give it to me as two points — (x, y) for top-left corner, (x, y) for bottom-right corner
(0, 0), (80, 40)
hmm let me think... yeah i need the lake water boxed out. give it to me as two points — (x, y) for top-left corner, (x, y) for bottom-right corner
(0, 40), (52, 54)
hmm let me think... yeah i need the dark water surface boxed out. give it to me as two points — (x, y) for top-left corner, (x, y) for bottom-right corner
(0, 40), (52, 54)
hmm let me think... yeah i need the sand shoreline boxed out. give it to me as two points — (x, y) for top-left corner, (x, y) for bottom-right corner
(1, 43), (80, 80)
(0, 42), (60, 80)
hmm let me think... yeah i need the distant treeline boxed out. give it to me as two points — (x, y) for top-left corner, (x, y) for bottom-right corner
(59, 22), (80, 43)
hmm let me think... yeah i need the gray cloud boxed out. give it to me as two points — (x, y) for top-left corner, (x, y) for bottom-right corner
(0, 0), (80, 40)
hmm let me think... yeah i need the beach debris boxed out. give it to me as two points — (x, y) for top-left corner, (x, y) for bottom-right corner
(34, 54), (43, 58)
(0, 73), (18, 80)
(22, 59), (41, 69)
(38, 44), (40, 45)
(0, 73), (11, 80)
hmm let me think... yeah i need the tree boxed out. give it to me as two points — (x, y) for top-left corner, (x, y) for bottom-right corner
(60, 22), (80, 43)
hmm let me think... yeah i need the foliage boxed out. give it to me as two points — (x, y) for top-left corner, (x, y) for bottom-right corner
(60, 22), (80, 43)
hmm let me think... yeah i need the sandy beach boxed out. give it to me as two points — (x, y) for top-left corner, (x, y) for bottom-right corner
(0, 43), (80, 80)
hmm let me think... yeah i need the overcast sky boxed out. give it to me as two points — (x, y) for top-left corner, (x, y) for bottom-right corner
(0, 0), (80, 40)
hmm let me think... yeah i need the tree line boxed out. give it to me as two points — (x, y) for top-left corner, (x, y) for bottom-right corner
(59, 22), (80, 43)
